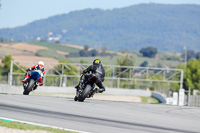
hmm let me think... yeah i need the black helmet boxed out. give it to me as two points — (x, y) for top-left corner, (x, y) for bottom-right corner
(93, 59), (101, 65)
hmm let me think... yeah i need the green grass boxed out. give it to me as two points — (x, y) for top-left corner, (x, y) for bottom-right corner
(29, 42), (79, 53)
(135, 56), (181, 68)
(68, 55), (181, 68)
(68, 55), (121, 65)
(0, 120), (77, 133)
(141, 96), (159, 104)
(36, 49), (67, 60)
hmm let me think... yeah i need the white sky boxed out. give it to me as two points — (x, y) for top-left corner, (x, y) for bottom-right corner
(0, 0), (200, 28)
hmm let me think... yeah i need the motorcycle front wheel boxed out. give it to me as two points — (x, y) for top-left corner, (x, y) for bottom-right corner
(23, 79), (35, 95)
(78, 84), (92, 102)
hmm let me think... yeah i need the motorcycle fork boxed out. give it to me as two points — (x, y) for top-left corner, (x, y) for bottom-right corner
(77, 88), (83, 97)
(89, 85), (97, 98)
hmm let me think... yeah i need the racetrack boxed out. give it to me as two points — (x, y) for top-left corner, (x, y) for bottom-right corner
(0, 94), (200, 133)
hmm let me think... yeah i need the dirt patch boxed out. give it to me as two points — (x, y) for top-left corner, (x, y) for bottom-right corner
(57, 51), (69, 55)
(0, 43), (10, 47)
(66, 44), (93, 51)
(104, 50), (134, 56)
(66, 44), (84, 50)
(10, 43), (48, 53)
(12, 56), (59, 70)
(0, 47), (35, 57)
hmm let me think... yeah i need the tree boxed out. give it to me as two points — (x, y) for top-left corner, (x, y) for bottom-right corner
(117, 56), (135, 78)
(139, 46), (157, 58)
(1, 55), (25, 76)
(182, 50), (195, 61)
(53, 60), (78, 75)
(195, 51), (200, 59)
(177, 59), (200, 93)
(79, 49), (89, 57)
(1, 55), (13, 75)
(83, 45), (89, 51)
(116, 56), (135, 89)
(117, 56), (135, 67)
(0, 63), (2, 75)
(90, 49), (98, 57)
(79, 45), (90, 57)
(79, 45), (99, 57)
(0, 37), (8, 43)
(140, 61), (148, 67)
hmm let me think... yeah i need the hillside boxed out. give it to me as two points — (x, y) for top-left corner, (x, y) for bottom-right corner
(0, 4), (200, 52)
(0, 42), (182, 68)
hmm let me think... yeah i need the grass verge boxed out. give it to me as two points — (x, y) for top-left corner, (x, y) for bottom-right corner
(0, 120), (77, 133)
(141, 96), (159, 104)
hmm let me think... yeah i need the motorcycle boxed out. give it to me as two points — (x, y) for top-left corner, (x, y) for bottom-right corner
(23, 70), (41, 95)
(75, 73), (99, 102)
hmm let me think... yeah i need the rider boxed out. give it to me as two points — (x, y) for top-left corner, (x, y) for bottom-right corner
(75, 59), (106, 93)
(22, 61), (45, 86)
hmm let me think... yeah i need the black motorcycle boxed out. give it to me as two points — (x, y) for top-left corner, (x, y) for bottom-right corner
(74, 74), (99, 102)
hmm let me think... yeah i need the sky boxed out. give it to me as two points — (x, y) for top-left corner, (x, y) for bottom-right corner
(0, 0), (200, 29)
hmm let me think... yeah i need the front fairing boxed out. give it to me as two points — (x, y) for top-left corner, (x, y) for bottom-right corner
(29, 70), (41, 80)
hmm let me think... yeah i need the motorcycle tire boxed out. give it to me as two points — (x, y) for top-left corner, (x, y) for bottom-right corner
(78, 84), (92, 102)
(23, 79), (35, 95)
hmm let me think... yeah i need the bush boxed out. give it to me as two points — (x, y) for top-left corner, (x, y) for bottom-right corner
(139, 46), (157, 58)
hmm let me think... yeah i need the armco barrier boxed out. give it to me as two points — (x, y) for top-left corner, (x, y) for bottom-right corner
(152, 92), (166, 104)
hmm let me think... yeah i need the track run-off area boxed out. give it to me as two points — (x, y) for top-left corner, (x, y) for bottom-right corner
(0, 94), (200, 133)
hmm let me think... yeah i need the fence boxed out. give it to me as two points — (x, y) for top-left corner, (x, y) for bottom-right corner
(188, 95), (200, 107)
(8, 60), (184, 93)
(9, 74), (178, 90)
(0, 75), (8, 84)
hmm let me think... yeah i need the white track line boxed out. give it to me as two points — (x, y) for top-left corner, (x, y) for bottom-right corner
(0, 117), (91, 133)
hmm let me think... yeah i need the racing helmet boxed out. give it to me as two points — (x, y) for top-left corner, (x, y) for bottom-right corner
(38, 61), (44, 68)
(93, 59), (101, 65)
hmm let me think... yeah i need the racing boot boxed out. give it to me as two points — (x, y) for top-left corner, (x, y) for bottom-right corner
(98, 88), (105, 93)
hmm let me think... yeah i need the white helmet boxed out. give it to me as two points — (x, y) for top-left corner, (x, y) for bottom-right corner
(38, 61), (44, 66)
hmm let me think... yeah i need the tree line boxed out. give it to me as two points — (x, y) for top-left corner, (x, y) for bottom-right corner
(181, 50), (200, 61)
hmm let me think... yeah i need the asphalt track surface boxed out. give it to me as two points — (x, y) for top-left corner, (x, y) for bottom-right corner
(0, 94), (200, 133)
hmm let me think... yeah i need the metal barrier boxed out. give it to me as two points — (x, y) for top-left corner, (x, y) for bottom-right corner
(10, 73), (180, 93)
(8, 61), (184, 94)
(0, 75), (8, 84)
(188, 95), (200, 107)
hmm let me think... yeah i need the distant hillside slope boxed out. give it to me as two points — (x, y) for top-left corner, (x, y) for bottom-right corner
(0, 4), (200, 52)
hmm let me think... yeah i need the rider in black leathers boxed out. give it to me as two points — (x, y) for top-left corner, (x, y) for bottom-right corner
(75, 59), (106, 93)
